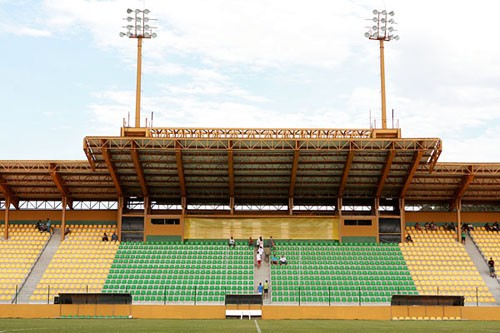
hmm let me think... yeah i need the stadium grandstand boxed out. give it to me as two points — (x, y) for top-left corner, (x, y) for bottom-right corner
(1, 126), (500, 320)
(1, 7), (500, 322)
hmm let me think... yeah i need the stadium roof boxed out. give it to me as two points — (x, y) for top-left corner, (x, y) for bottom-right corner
(1, 128), (499, 210)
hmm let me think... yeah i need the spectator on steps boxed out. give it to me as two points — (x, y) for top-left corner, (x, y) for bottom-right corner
(263, 280), (269, 299)
(256, 236), (263, 248)
(45, 218), (52, 234)
(488, 257), (495, 278)
(461, 230), (466, 244)
(256, 252), (262, 268)
(257, 282), (263, 295)
(64, 227), (71, 236)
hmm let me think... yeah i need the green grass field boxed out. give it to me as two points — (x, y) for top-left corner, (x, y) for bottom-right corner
(1, 319), (500, 333)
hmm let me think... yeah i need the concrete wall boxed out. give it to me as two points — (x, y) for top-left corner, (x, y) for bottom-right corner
(1, 304), (499, 320)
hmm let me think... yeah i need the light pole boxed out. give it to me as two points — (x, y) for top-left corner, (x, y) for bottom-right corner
(365, 10), (399, 129)
(120, 9), (157, 128)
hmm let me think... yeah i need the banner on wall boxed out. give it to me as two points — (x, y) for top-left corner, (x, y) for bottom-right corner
(184, 217), (339, 240)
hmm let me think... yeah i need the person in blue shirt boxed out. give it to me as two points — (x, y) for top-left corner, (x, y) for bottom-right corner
(257, 283), (263, 295)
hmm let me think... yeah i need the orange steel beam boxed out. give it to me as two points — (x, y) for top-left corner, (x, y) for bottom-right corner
(228, 143), (235, 198)
(289, 149), (300, 198)
(0, 175), (19, 209)
(338, 150), (355, 197)
(400, 149), (425, 198)
(175, 141), (187, 198)
(50, 163), (68, 197)
(101, 143), (123, 197)
(130, 142), (149, 197)
(449, 173), (475, 211)
(375, 149), (396, 198)
(83, 138), (96, 171)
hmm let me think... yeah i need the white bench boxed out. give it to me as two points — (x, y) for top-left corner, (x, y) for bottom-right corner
(225, 309), (262, 319)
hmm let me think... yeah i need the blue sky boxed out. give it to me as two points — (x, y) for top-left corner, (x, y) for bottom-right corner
(1, 0), (499, 162)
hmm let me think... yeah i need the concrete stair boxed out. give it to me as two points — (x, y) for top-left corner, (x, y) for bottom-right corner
(465, 233), (500, 304)
(14, 228), (61, 304)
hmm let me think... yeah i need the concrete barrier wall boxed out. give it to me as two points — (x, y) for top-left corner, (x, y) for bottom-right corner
(0, 304), (498, 320)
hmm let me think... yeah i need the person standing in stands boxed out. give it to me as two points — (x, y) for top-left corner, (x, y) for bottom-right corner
(488, 257), (495, 278)
(263, 280), (269, 299)
(102, 232), (109, 242)
(228, 236), (236, 248)
(256, 252), (262, 268)
(461, 229), (466, 244)
(257, 282), (263, 295)
(269, 236), (276, 250)
(45, 218), (52, 234)
(111, 232), (118, 241)
(248, 237), (254, 248)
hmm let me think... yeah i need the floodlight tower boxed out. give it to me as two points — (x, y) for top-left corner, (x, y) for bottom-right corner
(365, 10), (399, 129)
(120, 9), (157, 128)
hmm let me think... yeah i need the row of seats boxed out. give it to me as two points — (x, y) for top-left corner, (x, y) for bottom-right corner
(0, 226), (50, 302)
(103, 243), (254, 302)
(30, 225), (118, 303)
(470, 230), (500, 265)
(270, 243), (417, 304)
(401, 227), (496, 304)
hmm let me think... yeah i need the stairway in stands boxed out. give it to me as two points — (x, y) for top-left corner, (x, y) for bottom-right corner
(16, 228), (60, 303)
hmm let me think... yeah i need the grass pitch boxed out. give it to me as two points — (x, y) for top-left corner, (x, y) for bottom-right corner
(1, 319), (500, 333)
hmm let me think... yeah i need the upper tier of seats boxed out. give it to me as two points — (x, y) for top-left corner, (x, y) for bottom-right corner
(103, 241), (254, 303)
(0, 224), (50, 302)
(271, 242), (416, 304)
(401, 227), (495, 304)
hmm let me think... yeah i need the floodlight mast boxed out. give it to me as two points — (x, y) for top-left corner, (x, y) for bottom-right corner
(120, 9), (157, 128)
(365, 10), (399, 129)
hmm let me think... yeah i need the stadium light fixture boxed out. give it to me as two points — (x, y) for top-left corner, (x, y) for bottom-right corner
(120, 9), (158, 128)
(365, 9), (399, 129)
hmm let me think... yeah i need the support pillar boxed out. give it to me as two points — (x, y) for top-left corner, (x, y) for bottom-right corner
(143, 197), (149, 242)
(181, 196), (187, 215)
(61, 197), (67, 241)
(337, 197), (343, 244)
(400, 198), (405, 243)
(374, 197), (380, 244)
(456, 198), (462, 243)
(117, 197), (124, 242)
(288, 197), (294, 215)
(3, 197), (10, 240)
(229, 197), (235, 215)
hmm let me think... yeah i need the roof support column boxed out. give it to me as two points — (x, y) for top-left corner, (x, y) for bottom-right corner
(3, 196), (10, 240)
(117, 197), (124, 242)
(61, 196), (67, 241)
(400, 197), (405, 243)
(229, 197), (235, 215)
(374, 197), (380, 244)
(181, 196), (187, 215)
(455, 198), (462, 243)
(288, 197), (294, 215)
(337, 197), (343, 243)
(143, 196), (149, 242)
